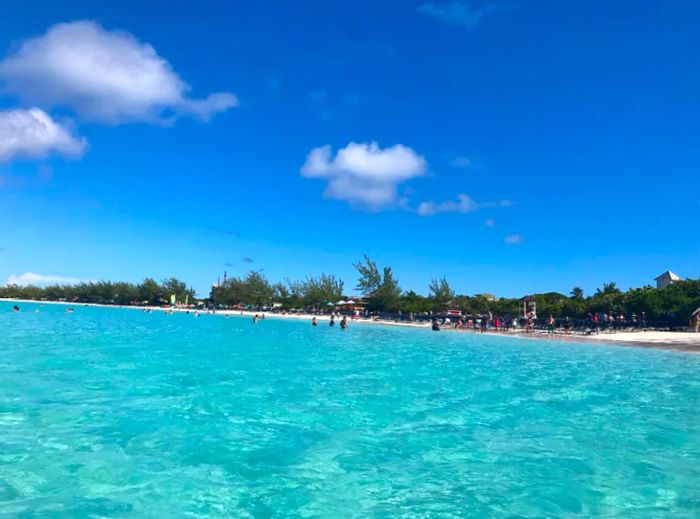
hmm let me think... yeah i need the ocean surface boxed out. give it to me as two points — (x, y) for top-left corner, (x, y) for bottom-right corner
(1, 302), (699, 518)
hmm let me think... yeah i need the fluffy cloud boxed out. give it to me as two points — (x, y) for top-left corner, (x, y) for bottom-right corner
(0, 108), (86, 162)
(301, 141), (427, 209)
(504, 234), (524, 245)
(418, 2), (499, 29)
(417, 194), (511, 216)
(6, 272), (86, 287)
(0, 20), (237, 124)
(484, 218), (496, 227)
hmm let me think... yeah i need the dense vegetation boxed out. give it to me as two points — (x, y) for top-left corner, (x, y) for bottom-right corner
(0, 277), (195, 306)
(2, 257), (699, 325)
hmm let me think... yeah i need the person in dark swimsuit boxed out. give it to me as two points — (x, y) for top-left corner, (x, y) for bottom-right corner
(329, 317), (335, 327)
(340, 316), (348, 330)
(431, 318), (440, 331)
(312, 317), (318, 326)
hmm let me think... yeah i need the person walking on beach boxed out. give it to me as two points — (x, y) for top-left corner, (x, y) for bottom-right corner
(563, 316), (571, 334)
(547, 315), (556, 336)
(691, 309), (700, 332)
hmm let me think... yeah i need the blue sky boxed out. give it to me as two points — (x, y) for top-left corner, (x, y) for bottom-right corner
(0, 0), (698, 297)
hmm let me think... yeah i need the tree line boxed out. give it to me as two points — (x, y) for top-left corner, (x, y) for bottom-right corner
(209, 256), (700, 325)
(0, 278), (195, 306)
(2, 256), (699, 325)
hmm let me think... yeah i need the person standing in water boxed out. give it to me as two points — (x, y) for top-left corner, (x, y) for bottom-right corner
(312, 317), (318, 326)
(329, 316), (335, 327)
(340, 316), (348, 330)
(431, 318), (440, 331)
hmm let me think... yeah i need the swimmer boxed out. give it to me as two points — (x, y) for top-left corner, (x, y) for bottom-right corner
(312, 317), (318, 326)
(12, 305), (20, 312)
(431, 318), (440, 331)
(329, 316), (335, 327)
(340, 316), (348, 330)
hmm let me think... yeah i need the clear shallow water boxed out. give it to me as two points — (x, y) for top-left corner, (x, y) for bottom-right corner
(1, 303), (699, 518)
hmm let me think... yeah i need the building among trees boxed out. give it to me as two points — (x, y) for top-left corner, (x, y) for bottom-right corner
(655, 270), (681, 289)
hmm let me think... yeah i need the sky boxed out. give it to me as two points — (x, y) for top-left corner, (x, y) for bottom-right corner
(0, 0), (699, 298)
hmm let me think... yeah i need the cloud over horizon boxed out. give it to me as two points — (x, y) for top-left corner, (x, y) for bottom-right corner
(301, 141), (427, 209)
(504, 234), (524, 245)
(6, 272), (87, 287)
(0, 20), (237, 124)
(0, 108), (86, 162)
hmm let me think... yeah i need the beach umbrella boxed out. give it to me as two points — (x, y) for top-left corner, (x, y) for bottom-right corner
(346, 300), (356, 305)
(336, 300), (347, 305)
(692, 307), (700, 317)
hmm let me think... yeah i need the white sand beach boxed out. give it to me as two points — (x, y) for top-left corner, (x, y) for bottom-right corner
(3, 298), (700, 352)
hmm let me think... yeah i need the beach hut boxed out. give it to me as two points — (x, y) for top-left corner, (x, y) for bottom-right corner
(655, 270), (680, 289)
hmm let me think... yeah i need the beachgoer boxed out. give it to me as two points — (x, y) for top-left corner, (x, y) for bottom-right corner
(431, 318), (440, 331)
(312, 317), (318, 326)
(340, 316), (348, 330)
(547, 315), (556, 336)
(329, 317), (335, 327)
(12, 305), (20, 312)
(692, 312), (700, 333)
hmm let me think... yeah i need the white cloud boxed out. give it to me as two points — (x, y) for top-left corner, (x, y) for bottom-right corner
(7, 272), (86, 287)
(504, 234), (524, 245)
(301, 141), (427, 209)
(0, 108), (86, 162)
(417, 194), (479, 216)
(484, 218), (496, 227)
(418, 2), (499, 29)
(0, 20), (237, 124)
(417, 193), (512, 216)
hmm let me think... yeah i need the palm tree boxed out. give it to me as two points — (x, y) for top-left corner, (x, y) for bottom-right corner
(596, 282), (621, 296)
(570, 287), (584, 299)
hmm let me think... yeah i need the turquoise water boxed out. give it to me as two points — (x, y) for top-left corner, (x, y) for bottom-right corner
(1, 302), (700, 517)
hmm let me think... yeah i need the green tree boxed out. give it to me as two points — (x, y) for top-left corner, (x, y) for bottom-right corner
(138, 278), (162, 305)
(353, 256), (402, 312)
(428, 277), (454, 311)
(570, 287), (584, 299)
(243, 271), (274, 308)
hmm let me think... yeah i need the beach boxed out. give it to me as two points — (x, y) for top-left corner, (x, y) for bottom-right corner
(4, 298), (700, 353)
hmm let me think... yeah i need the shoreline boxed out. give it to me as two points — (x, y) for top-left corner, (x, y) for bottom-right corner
(2, 298), (699, 354)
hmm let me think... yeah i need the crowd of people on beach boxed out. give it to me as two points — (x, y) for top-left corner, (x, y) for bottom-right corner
(428, 310), (668, 336)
